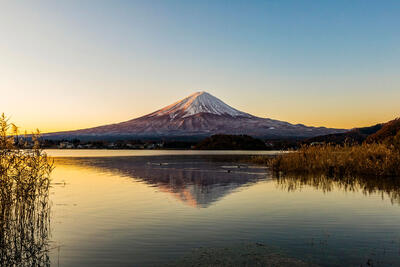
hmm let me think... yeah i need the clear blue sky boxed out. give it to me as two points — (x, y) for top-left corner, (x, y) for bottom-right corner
(1, 0), (399, 131)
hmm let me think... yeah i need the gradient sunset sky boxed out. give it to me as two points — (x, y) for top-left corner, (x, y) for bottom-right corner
(1, 0), (399, 132)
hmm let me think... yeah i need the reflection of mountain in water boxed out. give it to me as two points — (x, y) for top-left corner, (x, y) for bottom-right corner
(59, 155), (269, 208)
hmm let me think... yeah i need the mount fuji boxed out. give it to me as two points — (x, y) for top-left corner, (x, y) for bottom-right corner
(45, 91), (345, 139)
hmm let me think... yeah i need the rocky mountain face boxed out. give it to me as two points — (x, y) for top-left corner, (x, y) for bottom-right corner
(45, 91), (346, 139)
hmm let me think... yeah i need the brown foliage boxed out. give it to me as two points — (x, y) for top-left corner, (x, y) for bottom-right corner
(366, 118), (400, 144)
(0, 113), (53, 266)
(253, 142), (400, 178)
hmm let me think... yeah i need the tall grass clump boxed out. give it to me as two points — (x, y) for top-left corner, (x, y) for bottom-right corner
(0, 113), (53, 266)
(253, 139), (400, 178)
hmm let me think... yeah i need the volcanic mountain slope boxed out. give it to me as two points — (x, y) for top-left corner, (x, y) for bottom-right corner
(46, 91), (346, 139)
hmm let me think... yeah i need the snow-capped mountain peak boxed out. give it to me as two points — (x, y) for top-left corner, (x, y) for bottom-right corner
(44, 91), (346, 139)
(148, 91), (251, 119)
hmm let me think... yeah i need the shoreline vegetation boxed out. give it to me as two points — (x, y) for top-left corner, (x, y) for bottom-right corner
(252, 139), (400, 178)
(38, 134), (293, 150)
(0, 114), (53, 266)
(38, 118), (400, 151)
(252, 118), (400, 178)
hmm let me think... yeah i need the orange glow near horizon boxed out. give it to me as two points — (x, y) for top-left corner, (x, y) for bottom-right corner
(2, 2), (400, 133)
(6, 95), (399, 134)
(6, 110), (400, 134)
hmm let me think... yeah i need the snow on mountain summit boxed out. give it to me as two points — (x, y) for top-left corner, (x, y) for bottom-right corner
(44, 91), (346, 138)
(148, 91), (251, 119)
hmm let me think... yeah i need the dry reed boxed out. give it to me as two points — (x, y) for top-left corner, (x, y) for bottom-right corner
(253, 141), (400, 178)
(0, 113), (54, 266)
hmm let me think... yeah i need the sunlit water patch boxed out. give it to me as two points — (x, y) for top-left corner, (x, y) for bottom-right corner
(43, 153), (400, 266)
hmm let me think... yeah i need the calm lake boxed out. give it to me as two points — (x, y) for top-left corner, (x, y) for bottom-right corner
(44, 150), (400, 266)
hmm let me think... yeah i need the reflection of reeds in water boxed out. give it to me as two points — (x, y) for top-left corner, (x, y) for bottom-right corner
(251, 142), (400, 203)
(0, 188), (51, 266)
(0, 114), (53, 266)
(275, 173), (400, 204)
